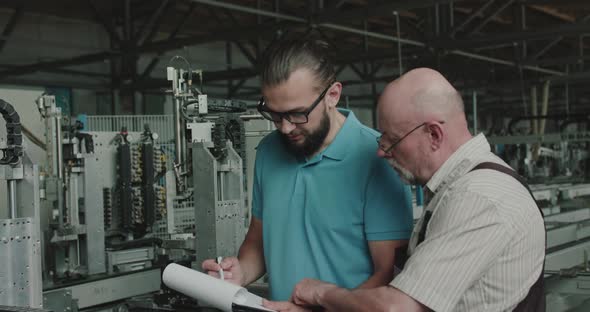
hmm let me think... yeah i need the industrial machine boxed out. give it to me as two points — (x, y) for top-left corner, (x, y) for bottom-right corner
(165, 63), (248, 267)
(0, 99), (43, 309)
(488, 114), (590, 183)
(0, 58), (255, 311)
(31, 95), (166, 312)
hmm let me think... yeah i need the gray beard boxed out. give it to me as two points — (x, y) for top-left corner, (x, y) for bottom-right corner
(387, 158), (417, 185)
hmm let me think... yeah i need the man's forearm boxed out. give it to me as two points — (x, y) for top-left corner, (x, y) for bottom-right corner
(356, 270), (395, 289)
(361, 239), (404, 289)
(237, 242), (266, 285)
(319, 286), (395, 312)
(319, 286), (426, 312)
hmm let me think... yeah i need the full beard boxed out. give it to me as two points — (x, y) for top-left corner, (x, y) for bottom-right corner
(280, 111), (331, 158)
(387, 158), (417, 185)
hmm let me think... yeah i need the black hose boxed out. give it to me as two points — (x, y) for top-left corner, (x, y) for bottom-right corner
(0, 99), (23, 165)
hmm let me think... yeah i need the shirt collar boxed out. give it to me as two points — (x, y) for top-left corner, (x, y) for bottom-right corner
(425, 133), (490, 194)
(306, 109), (356, 164)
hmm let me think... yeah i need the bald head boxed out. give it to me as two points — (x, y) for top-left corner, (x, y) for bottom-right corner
(380, 68), (464, 126)
(377, 68), (473, 184)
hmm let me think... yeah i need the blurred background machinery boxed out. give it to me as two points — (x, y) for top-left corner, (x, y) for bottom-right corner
(0, 61), (272, 312)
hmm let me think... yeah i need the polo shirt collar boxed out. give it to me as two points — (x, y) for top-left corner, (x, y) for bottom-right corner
(305, 109), (357, 164)
(319, 109), (357, 161)
(425, 133), (490, 194)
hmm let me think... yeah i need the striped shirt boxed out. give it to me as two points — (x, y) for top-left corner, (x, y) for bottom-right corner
(390, 134), (545, 312)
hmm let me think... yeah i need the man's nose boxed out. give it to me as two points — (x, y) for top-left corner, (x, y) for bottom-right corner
(277, 118), (296, 134)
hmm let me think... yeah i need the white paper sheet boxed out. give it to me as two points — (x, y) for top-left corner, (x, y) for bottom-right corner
(162, 263), (275, 312)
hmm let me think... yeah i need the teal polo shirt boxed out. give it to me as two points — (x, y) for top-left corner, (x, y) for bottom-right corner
(252, 109), (413, 300)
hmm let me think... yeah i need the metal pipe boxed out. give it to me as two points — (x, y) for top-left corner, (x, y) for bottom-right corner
(580, 35), (585, 71)
(539, 80), (550, 135)
(394, 11), (403, 75)
(124, 0), (132, 40)
(520, 4), (527, 58)
(472, 91), (478, 134)
(518, 67), (528, 115)
(451, 50), (564, 75)
(50, 117), (60, 176)
(57, 178), (64, 228)
(449, 1), (454, 27)
(188, 0), (565, 76)
(55, 116), (63, 179)
(8, 180), (17, 218)
(470, 0), (516, 35)
(322, 23), (425, 46)
(565, 65), (570, 114)
(531, 85), (538, 134)
(173, 97), (185, 171)
(69, 174), (80, 226)
(192, 0), (305, 22)
(450, 0), (495, 36)
(435, 4), (440, 36)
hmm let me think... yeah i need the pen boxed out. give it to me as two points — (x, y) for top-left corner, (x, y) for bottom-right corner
(216, 256), (225, 280)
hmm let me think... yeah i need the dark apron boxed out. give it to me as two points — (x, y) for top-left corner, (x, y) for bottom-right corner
(396, 162), (546, 312)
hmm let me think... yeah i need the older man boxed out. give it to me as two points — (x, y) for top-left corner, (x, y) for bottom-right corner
(286, 68), (546, 312)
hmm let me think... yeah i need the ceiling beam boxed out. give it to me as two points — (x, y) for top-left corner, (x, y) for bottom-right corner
(0, 51), (118, 81)
(437, 22), (590, 49)
(86, 0), (121, 45)
(0, 21), (287, 80)
(530, 36), (564, 59)
(0, 4), (24, 52)
(189, 0), (563, 76)
(528, 14), (590, 60)
(528, 4), (576, 23)
(467, 0), (516, 36)
(0, 64), (110, 78)
(516, 0), (587, 4)
(0, 0), (568, 83)
(449, 0), (496, 37)
(139, 2), (196, 80)
(522, 55), (590, 67)
(136, 0), (172, 45)
(137, 21), (288, 55)
(313, 0), (456, 25)
(0, 77), (109, 90)
(208, 8), (258, 66)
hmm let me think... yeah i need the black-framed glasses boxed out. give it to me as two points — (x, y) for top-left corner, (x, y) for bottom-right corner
(377, 121), (445, 154)
(257, 82), (334, 124)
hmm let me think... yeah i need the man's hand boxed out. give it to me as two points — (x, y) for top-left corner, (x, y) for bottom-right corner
(290, 278), (338, 307)
(263, 299), (312, 312)
(201, 257), (244, 286)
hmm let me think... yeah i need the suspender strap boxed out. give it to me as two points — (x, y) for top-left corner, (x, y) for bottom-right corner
(470, 162), (539, 209)
(416, 162), (539, 246)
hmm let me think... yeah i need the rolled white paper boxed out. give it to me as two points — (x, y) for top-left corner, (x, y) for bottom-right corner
(162, 263), (274, 312)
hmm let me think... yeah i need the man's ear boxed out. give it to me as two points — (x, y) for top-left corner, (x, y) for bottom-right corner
(426, 121), (444, 151)
(326, 82), (342, 109)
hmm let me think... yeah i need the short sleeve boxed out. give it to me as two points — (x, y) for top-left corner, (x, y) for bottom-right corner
(364, 159), (413, 241)
(390, 191), (514, 312)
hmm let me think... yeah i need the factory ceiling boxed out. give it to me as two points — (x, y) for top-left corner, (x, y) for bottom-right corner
(0, 0), (589, 116)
